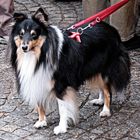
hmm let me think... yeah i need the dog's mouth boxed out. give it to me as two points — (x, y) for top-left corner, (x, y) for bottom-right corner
(23, 50), (28, 53)
(22, 46), (36, 53)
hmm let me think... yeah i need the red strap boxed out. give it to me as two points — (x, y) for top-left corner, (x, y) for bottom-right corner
(68, 0), (129, 42)
(69, 32), (81, 42)
(69, 0), (129, 29)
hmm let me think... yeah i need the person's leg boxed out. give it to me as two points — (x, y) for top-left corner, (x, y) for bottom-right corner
(110, 0), (138, 41)
(82, 0), (109, 18)
(0, 0), (14, 37)
(0, 0), (14, 13)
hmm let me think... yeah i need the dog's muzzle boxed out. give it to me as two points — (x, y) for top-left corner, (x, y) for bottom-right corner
(22, 45), (28, 51)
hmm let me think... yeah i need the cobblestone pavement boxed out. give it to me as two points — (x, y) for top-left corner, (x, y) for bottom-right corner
(0, 0), (140, 139)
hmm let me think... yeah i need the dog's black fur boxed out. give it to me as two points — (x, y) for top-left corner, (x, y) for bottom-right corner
(54, 22), (130, 98)
(9, 8), (130, 134)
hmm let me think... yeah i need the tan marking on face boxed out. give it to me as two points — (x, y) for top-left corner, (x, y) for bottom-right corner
(29, 36), (46, 50)
(15, 35), (46, 69)
(14, 35), (23, 48)
(28, 36), (46, 59)
(14, 29), (24, 47)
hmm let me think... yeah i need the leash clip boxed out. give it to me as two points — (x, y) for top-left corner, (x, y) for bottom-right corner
(96, 17), (101, 23)
(67, 25), (75, 30)
(77, 27), (83, 35)
(77, 24), (91, 35)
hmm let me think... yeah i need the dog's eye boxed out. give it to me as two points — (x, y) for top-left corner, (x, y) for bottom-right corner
(19, 31), (24, 37)
(31, 32), (36, 37)
(31, 30), (37, 38)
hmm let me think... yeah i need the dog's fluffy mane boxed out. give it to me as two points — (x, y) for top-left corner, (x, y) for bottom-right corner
(10, 9), (130, 98)
(9, 8), (130, 134)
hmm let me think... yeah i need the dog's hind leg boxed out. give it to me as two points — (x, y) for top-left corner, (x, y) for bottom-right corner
(54, 87), (79, 135)
(88, 75), (104, 106)
(89, 90), (104, 105)
(88, 74), (111, 117)
(34, 106), (47, 128)
(100, 84), (111, 117)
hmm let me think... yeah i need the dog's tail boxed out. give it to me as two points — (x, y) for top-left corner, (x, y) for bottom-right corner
(107, 45), (131, 92)
(123, 35), (140, 50)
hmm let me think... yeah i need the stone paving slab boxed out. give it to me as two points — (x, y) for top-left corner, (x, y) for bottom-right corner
(0, 0), (140, 139)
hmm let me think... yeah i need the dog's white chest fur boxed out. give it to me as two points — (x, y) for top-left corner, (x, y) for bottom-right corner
(18, 52), (53, 108)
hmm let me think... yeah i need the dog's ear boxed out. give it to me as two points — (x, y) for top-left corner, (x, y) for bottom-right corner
(13, 13), (27, 22)
(33, 8), (48, 24)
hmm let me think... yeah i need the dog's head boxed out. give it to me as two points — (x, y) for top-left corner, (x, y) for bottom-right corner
(12, 8), (48, 53)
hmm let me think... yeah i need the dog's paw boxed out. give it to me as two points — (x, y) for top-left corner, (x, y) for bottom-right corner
(33, 120), (47, 128)
(54, 125), (67, 135)
(100, 110), (111, 117)
(89, 99), (104, 105)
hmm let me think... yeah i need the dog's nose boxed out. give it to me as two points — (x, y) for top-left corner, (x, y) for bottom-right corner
(22, 46), (28, 51)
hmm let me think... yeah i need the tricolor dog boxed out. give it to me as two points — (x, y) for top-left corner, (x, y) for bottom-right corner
(9, 8), (130, 134)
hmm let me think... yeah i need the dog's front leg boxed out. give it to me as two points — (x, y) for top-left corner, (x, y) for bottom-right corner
(54, 87), (79, 135)
(54, 98), (68, 134)
(34, 106), (47, 128)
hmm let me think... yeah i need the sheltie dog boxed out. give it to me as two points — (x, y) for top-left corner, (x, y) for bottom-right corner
(9, 8), (130, 134)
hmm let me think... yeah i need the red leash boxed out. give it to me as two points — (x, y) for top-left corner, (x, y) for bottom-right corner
(68, 0), (129, 42)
